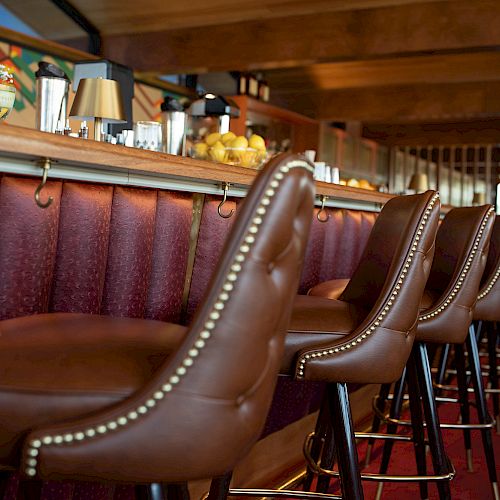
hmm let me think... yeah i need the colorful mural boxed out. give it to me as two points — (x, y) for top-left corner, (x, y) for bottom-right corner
(0, 40), (166, 130)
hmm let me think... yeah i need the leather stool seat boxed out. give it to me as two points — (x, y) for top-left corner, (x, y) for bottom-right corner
(0, 313), (186, 465)
(281, 295), (365, 374)
(308, 279), (349, 300)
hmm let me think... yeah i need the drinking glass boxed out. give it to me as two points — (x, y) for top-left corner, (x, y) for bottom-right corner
(134, 121), (162, 151)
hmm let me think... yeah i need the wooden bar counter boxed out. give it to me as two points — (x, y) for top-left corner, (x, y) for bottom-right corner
(0, 124), (390, 498)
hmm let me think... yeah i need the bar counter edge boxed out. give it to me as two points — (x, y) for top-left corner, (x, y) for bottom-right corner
(0, 123), (396, 212)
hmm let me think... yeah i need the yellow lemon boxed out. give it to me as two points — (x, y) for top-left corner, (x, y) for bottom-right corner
(248, 134), (266, 151)
(358, 179), (372, 190)
(205, 132), (222, 146)
(194, 142), (208, 159)
(209, 141), (226, 163)
(230, 136), (248, 149)
(221, 131), (236, 145)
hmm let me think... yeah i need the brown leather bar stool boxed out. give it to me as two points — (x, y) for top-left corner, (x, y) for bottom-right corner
(431, 216), (500, 465)
(470, 216), (500, 434)
(0, 153), (315, 500)
(366, 205), (497, 500)
(281, 190), (442, 500)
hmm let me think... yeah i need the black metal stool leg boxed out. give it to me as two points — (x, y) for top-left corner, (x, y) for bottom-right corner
(328, 382), (364, 500)
(0, 471), (11, 499)
(377, 367), (408, 476)
(16, 479), (43, 500)
(315, 415), (336, 493)
(364, 382), (391, 467)
(487, 322), (499, 434)
(303, 392), (331, 491)
(415, 342), (452, 500)
(466, 327), (499, 500)
(208, 472), (232, 500)
(164, 483), (190, 500)
(435, 344), (451, 398)
(136, 484), (166, 500)
(407, 349), (429, 500)
(454, 342), (474, 472)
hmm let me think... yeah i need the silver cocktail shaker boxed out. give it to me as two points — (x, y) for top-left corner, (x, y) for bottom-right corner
(161, 97), (186, 155)
(35, 62), (70, 133)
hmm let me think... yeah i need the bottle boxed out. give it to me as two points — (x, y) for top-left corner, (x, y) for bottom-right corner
(237, 73), (248, 95)
(258, 79), (270, 102)
(247, 74), (259, 97)
(79, 120), (89, 139)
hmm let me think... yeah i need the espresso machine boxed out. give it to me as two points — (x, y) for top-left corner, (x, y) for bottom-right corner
(186, 94), (240, 145)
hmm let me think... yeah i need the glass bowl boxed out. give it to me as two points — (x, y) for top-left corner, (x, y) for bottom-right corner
(191, 145), (267, 169)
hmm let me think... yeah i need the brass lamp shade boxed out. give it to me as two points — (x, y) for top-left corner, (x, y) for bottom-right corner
(408, 173), (429, 192)
(472, 192), (486, 205)
(70, 77), (126, 141)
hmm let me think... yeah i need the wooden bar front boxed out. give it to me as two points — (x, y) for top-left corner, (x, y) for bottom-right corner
(0, 125), (389, 498)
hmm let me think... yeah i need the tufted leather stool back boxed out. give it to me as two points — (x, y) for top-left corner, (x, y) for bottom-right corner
(296, 191), (440, 384)
(22, 153), (315, 484)
(474, 217), (500, 321)
(417, 205), (495, 344)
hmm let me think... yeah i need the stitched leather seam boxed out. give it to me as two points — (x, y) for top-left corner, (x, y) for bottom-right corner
(295, 193), (440, 379)
(477, 262), (500, 301)
(419, 208), (494, 321)
(24, 159), (315, 477)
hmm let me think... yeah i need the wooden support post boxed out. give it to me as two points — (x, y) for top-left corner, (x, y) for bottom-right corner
(461, 145), (468, 206)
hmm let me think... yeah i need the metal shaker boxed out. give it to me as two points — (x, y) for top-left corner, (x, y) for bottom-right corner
(161, 97), (186, 155)
(35, 62), (70, 133)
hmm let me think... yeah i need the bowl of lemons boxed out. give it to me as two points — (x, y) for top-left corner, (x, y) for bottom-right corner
(192, 132), (267, 169)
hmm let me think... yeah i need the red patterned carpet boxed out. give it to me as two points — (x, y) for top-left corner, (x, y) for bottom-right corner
(327, 394), (500, 499)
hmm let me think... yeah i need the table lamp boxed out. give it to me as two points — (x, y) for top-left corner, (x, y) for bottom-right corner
(70, 77), (126, 141)
(408, 173), (429, 193)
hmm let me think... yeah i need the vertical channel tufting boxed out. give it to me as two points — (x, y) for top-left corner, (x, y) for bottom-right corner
(336, 209), (365, 277)
(319, 208), (343, 282)
(50, 183), (113, 314)
(298, 208), (328, 293)
(144, 191), (193, 323)
(101, 187), (158, 318)
(0, 176), (62, 319)
(299, 208), (378, 293)
(359, 211), (378, 261)
(185, 194), (238, 321)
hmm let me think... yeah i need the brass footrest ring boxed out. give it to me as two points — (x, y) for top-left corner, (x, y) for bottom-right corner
(372, 399), (494, 429)
(303, 433), (455, 483)
(228, 489), (342, 500)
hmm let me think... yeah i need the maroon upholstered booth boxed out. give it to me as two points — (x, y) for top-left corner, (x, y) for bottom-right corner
(0, 173), (376, 499)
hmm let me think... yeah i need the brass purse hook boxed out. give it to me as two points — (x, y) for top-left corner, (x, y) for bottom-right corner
(34, 158), (54, 209)
(317, 194), (329, 223)
(218, 182), (234, 219)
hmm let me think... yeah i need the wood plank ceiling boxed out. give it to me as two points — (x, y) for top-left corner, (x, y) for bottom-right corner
(5, 0), (500, 141)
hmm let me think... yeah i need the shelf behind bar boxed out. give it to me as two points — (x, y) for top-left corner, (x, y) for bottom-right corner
(0, 124), (396, 211)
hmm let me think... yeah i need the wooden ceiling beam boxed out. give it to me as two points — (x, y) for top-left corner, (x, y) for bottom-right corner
(102, 0), (500, 74)
(274, 81), (500, 122)
(264, 52), (500, 92)
(363, 120), (500, 146)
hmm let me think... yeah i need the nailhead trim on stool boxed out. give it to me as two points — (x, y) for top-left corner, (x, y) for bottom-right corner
(295, 193), (440, 379)
(419, 207), (494, 321)
(477, 264), (500, 300)
(24, 159), (315, 477)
